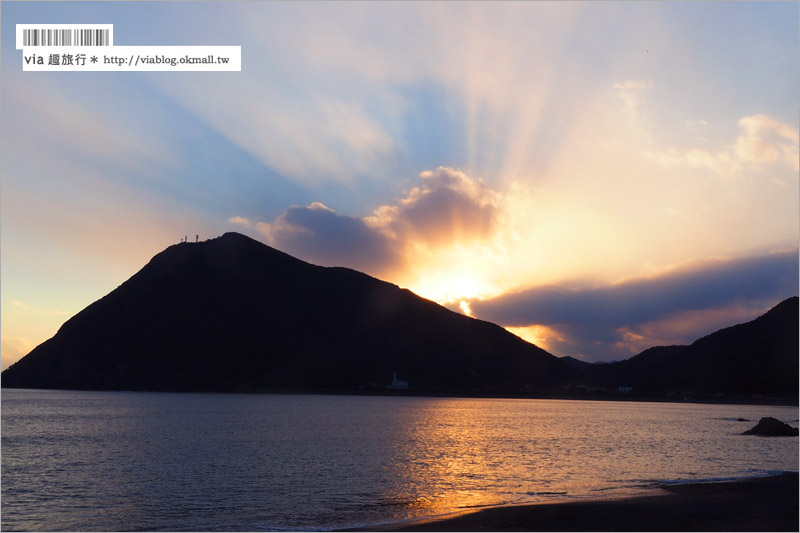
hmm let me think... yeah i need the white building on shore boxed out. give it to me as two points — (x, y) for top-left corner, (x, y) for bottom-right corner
(387, 373), (408, 390)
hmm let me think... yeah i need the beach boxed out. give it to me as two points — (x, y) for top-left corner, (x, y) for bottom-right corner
(375, 472), (799, 532)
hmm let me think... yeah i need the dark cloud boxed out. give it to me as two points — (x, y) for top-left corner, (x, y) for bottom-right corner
(471, 250), (798, 326)
(470, 250), (799, 361)
(257, 202), (402, 277)
(542, 323), (623, 361)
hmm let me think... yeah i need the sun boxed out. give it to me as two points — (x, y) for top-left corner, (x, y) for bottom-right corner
(408, 271), (495, 314)
(442, 273), (487, 300)
(401, 242), (508, 314)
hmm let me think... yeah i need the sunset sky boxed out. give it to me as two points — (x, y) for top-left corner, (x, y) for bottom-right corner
(2, 1), (798, 370)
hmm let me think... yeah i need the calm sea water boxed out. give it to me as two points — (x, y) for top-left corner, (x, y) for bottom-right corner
(1, 389), (797, 531)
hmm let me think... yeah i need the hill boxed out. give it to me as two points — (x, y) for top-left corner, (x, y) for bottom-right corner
(587, 297), (799, 398)
(1, 233), (569, 393)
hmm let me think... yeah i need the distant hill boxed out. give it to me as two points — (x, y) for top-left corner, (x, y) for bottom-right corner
(1, 233), (569, 393)
(559, 356), (594, 370)
(588, 297), (799, 397)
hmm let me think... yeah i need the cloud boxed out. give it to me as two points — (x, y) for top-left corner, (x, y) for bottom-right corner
(469, 250), (799, 360)
(735, 114), (799, 170)
(614, 79), (654, 124)
(367, 167), (501, 247)
(9, 301), (68, 316)
(229, 216), (251, 228)
(255, 202), (402, 277)
(644, 114), (799, 176)
(642, 147), (742, 175)
(613, 80), (654, 91)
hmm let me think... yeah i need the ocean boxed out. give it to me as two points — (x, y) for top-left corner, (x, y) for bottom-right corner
(1, 389), (797, 531)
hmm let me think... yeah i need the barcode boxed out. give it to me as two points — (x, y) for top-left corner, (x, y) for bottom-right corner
(22, 28), (110, 47)
(16, 25), (114, 49)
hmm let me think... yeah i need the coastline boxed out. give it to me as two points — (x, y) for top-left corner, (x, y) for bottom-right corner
(6, 386), (796, 408)
(368, 472), (799, 532)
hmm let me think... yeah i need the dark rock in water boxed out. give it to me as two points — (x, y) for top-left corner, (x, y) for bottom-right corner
(736, 418), (750, 422)
(743, 417), (799, 436)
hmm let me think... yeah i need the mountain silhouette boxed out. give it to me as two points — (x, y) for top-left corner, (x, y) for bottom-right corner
(1, 233), (568, 393)
(589, 297), (799, 397)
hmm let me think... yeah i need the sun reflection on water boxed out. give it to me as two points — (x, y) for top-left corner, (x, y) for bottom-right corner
(378, 398), (541, 516)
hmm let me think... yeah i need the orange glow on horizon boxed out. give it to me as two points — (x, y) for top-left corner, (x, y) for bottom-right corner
(504, 324), (564, 353)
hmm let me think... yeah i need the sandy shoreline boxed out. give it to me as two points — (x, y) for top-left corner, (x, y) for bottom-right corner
(361, 472), (798, 532)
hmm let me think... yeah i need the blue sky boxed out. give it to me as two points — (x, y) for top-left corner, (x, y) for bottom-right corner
(2, 1), (798, 369)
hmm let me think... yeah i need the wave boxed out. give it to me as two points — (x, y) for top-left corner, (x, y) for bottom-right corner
(640, 469), (795, 487)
